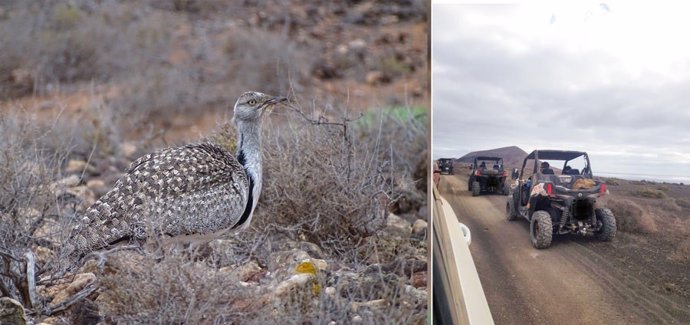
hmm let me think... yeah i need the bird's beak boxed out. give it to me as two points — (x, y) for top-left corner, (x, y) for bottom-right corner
(268, 96), (288, 105)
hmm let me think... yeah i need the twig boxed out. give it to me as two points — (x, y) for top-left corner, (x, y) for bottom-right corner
(24, 251), (40, 309)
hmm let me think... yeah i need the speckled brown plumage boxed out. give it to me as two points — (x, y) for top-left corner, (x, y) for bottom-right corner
(65, 91), (286, 256)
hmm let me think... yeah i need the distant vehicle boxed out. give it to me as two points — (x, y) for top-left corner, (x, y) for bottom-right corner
(506, 150), (616, 249)
(468, 156), (508, 196)
(438, 158), (454, 175)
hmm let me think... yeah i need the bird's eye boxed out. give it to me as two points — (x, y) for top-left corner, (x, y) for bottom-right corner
(248, 99), (257, 105)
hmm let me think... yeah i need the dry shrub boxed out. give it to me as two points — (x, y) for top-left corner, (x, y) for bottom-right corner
(676, 198), (690, 210)
(670, 238), (690, 263)
(99, 252), (251, 324)
(608, 198), (657, 234)
(256, 105), (426, 257)
(0, 114), (70, 304)
(98, 243), (424, 325)
(0, 104), (123, 304)
(605, 178), (620, 186)
(658, 198), (682, 213)
(629, 188), (666, 199)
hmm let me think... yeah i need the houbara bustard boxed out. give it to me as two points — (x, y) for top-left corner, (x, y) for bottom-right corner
(66, 91), (286, 256)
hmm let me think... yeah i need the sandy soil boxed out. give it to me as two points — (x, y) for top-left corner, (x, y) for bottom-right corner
(438, 174), (690, 325)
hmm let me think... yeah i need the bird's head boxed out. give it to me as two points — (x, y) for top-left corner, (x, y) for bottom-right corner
(232, 91), (287, 123)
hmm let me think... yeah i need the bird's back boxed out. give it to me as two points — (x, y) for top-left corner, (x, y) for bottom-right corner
(70, 143), (249, 254)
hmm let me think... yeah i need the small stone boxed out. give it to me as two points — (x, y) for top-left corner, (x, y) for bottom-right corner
(412, 219), (427, 238)
(51, 273), (97, 305)
(34, 246), (54, 265)
(219, 260), (263, 282)
(274, 273), (313, 297)
(65, 159), (96, 174)
(352, 315), (363, 323)
(68, 186), (97, 206)
(348, 38), (367, 51)
(51, 175), (80, 190)
(120, 142), (138, 158)
(38, 317), (59, 325)
(86, 179), (106, 191)
(324, 286), (336, 296)
(18, 207), (41, 219)
(366, 71), (387, 85)
(0, 297), (27, 325)
(404, 285), (427, 302)
(386, 213), (412, 237)
(411, 271), (427, 288)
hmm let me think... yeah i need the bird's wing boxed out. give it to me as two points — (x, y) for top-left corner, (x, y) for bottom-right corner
(71, 143), (248, 253)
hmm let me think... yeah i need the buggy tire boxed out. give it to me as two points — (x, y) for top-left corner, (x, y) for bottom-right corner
(595, 208), (616, 242)
(530, 210), (553, 249)
(472, 181), (481, 196)
(502, 184), (510, 196)
(506, 199), (518, 221)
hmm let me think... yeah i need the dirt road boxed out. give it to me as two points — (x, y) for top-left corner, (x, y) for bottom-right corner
(438, 174), (690, 325)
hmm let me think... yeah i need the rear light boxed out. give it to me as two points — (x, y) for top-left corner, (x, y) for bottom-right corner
(503, 171), (508, 177)
(475, 170), (481, 176)
(600, 183), (607, 196)
(546, 183), (554, 196)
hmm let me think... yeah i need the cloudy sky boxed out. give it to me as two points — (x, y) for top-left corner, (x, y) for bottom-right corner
(432, 2), (690, 182)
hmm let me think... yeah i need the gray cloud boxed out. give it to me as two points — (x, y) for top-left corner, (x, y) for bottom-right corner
(433, 4), (690, 182)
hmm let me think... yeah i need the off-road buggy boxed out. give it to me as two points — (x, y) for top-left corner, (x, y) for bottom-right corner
(506, 150), (616, 249)
(438, 158), (454, 175)
(468, 156), (509, 196)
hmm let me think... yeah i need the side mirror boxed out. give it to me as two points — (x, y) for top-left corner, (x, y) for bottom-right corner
(511, 168), (519, 180)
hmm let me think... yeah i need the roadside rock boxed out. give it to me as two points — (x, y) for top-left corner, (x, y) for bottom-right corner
(0, 297), (27, 325)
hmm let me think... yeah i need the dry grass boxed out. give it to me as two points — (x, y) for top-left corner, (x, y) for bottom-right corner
(629, 188), (667, 199)
(256, 104), (427, 257)
(607, 198), (657, 234)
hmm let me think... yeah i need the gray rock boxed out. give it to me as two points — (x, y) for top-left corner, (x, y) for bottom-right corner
(0, 297), (27, 325)
(385, 213), (412, 237)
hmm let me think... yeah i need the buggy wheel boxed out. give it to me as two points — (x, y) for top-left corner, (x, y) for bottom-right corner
(594, 208), (616, 242)
(530, 210), (553, 249)
(506, 199), (518, 221)
(472, 181), (481, 196)
(502, 184), (510, 196)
